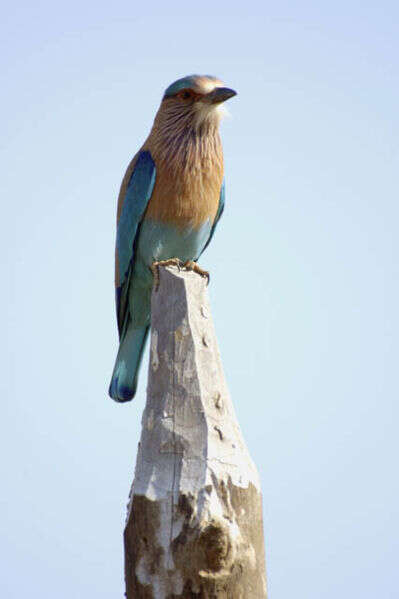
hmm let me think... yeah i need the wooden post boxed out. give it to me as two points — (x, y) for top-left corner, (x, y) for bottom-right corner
(124, 266), (267, 598)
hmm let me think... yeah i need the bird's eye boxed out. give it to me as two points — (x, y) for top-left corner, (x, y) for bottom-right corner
(179, 90), (192, 100)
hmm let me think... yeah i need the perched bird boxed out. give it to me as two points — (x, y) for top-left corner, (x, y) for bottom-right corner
(109, 74), (237, 402)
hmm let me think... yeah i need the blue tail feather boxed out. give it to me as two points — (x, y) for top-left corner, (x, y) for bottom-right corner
(109, 324), (149, 402)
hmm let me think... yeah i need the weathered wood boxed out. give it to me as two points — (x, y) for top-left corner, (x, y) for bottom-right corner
(124, 266), (267, 598)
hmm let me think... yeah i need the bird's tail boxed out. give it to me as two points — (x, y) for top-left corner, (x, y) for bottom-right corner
(108, 323), (150, 402)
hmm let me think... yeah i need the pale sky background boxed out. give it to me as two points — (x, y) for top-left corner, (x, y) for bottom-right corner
(2, 1), (398, 597)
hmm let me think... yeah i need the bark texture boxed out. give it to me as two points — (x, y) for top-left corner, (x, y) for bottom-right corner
(125, 266), (267, 598)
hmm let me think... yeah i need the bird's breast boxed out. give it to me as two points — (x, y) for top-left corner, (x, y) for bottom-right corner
(144, 158), (223, 230)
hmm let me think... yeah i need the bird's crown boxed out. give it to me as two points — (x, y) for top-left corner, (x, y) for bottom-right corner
(163, 74), (223, 98)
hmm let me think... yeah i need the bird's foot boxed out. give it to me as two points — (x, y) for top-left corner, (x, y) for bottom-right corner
(150, 258), (183, 291)
(183, 261), (210, 285)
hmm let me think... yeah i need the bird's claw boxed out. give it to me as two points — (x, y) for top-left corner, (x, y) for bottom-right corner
(183, 261), (210, 285)
(150, 258), (183, 291)
(150, 259), (210, 290)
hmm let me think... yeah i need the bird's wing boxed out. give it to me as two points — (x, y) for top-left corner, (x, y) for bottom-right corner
(198, 179), (225, 258)
(115, 150), (156, 337)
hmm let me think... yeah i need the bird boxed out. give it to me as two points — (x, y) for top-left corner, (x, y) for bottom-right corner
(109, 74), (237, 402)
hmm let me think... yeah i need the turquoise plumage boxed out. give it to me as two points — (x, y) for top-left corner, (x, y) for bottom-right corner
(109, 75), (236, 402)
(115, 151), (156, 335)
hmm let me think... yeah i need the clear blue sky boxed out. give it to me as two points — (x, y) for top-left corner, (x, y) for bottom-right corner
(2, 1), (398, 597)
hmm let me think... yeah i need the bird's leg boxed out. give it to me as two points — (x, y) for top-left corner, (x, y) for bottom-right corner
(183, 260), (210, 285)
(150, 258), (183, 291)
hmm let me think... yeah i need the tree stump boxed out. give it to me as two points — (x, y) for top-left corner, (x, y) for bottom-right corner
(124, 265), (267, 598)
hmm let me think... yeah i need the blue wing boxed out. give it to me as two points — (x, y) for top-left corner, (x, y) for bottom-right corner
(115, 150), (156, 336)
(199, 179), (225, 257)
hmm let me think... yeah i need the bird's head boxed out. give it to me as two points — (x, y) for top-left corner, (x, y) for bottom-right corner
(155, 74), (237, 133)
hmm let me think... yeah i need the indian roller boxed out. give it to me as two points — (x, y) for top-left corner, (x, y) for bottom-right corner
(109, 74), (237, 402)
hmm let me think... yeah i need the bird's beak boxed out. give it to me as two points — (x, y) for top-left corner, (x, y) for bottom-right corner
(205, 87), (237, 104)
